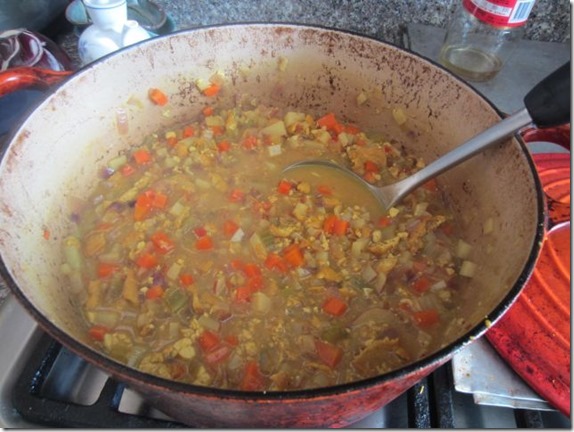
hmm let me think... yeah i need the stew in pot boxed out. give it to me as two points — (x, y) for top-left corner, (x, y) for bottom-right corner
(61, 99), (477, 391)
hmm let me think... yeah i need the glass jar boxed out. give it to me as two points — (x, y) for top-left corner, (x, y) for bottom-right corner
(439, 0), (536, 82)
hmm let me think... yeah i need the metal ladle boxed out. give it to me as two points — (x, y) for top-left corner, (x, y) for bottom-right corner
(284, 62), (570, 211)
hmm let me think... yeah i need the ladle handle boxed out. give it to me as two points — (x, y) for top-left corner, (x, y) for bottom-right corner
(394, 107), (534, 203)
(392, 61), (571, 205)
(524, 61), (570, 128)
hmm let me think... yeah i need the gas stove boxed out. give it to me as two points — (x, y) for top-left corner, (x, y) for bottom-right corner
(0, 17), (570, 428)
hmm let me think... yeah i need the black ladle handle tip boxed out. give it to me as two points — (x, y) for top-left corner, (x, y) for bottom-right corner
(524, 61), (570, 128)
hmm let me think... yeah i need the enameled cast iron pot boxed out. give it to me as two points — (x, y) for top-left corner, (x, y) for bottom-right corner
(0, 24), (552, 427)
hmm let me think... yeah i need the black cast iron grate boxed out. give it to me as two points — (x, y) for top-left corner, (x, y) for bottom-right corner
(12, 333), (548, 428)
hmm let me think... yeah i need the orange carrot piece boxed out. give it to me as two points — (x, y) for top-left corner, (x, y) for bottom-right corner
(333, 218), (349, 236)
(277, 179), (292, 195)
(413, 309), (440, 328)
(179, 273), (195, 287)
(322, 296), (348, 316)
(148, 88), (168, 106)
(282, 244), (305, 268)
(146, 285), (165, 300)
(97, 262), (119, 278)
(136, 252), (158, 269)
(240, 361), (265, 391)
(195, 235), (214, 251)
(132, 149), (152, 165)
(183, 125), (195, 137)
(198, 330), (220, 352)
(88, 325), (109, 342)
(315, 340), (343, 368)
(412, 276), (431, 294)
(202, 83), (221, 97)
(202, 106), (214, 116)
(217, 140), (231, 152)
(150, 231), (175, 255)
(223, 219), (239, 238)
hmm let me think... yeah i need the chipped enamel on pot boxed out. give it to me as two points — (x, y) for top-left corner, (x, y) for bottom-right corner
(0, 24), (544, 427)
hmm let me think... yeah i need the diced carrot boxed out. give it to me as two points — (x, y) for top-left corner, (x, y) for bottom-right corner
(235, 285), (254, 303)
(134, 189), (168, 220)
(242, 135), (258, 150)
(136, 252), (158, 269)
(217, 140), (231, 152)
(132, 149), (152, 165)
(315, 340), (343, 368)
(150, 231), (175, 255)
(229, 188), (245, 203)
(198, 330), (220, 352)
(364, 160), (379, 173)
(240, 361), (265, 391)
(202, 106), (214, 116)
(333, 218), (349, 236)
(243, 263), (262, 278)
(412, 275), (431, 294)
(202, 83), (221, 97)
(195, 235), (214, 251)
(146, 285), (164, 300)
(183, 125), (195, 137)
(97, 262), (118, 278)
(322, 296), (348, 316)
(317, 185), (333, 196)
(413, 309), (440, 328)
(264, 253), (288, 273)
(43, 228), (50, 240)
(88, 325), (109, 342)
(133, 197), (151, 221)
(148, 88), (168, 106)
(323, 214), (338, 234)
(179, 273), (194, 286)
(317, 112), (338, 130)
(282, 244), (305, 268)
(223, 220), (239, 238)
(277, 179), (292, 195)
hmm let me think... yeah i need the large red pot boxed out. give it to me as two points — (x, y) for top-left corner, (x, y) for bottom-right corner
(0, 24), (548, 427)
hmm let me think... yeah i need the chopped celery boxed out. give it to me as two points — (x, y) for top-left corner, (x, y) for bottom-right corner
(165, 287), (188, 313)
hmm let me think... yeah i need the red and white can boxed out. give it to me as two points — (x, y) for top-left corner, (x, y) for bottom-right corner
(462, 0), (536, 27)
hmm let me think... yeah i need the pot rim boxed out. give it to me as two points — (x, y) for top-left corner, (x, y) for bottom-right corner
(0, 22), (546, 401)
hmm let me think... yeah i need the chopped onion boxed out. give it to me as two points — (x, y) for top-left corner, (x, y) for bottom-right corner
(430, 280), (447, 291)
(455, 239), (472, 259)
(361, 264), (377, 283)
(373, 272), (387, 293)
(483, 217), (494, 235)
(230, 227), (245, 242)
(459, 260), (477, 278)
(267, 144), (282, 157)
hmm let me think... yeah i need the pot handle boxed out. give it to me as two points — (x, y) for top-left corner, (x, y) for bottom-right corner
(0, 67), (72, 97)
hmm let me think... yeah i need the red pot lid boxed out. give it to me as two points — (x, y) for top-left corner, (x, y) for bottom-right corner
(486, 152), (571, 416)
